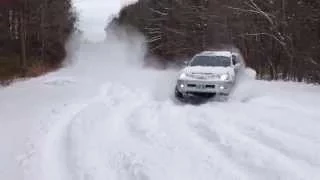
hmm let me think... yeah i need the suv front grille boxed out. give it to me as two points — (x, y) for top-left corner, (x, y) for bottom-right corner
(186, 84), (215, 89)
(187, 84), (196, 87)
(206, 85), (215, 88)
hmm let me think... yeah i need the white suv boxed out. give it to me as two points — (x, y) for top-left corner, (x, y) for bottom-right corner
(175, 50), (242, 101)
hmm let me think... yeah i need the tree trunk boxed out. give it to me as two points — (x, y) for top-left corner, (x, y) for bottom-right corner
(19, 7), (27, 70)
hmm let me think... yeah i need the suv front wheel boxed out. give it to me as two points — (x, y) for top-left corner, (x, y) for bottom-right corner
(175, 86), (184, 99)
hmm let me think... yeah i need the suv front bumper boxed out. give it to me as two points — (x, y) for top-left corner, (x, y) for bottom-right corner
(176, 79), (234, 97)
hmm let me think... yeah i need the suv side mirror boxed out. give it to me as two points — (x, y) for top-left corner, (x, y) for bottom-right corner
(232, 55), (237, 65)
(183, 60), (189, 66)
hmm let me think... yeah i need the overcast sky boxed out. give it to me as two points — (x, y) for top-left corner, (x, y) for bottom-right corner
(73, 0), (137, 42)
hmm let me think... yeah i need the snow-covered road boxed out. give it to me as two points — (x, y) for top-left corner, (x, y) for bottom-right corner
(1, 0), (320, 180)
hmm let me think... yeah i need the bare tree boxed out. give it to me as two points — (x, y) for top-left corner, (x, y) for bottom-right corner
(115, 0), (320, 83)
(0, 0), (77, 83)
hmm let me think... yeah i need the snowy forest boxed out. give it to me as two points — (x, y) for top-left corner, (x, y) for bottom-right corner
(0, 0), (76, 84)
(113, 0), (320, 83)
(1, 0), (319, 84)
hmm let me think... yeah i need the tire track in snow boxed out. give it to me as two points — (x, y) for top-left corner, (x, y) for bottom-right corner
(41, 103), (88, 180)
(123, 102), (251, 180)
(45, 83), (253, 180)
(42, 83), (156, 180)
(241, 126), (320, 167)
(187, 108), (319, 180)
(236, 118), (320, 166)
(41, 83), (120, 180)
(225, 103), (320, 168)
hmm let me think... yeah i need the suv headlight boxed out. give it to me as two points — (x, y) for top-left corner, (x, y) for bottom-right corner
(220, 73), (230, 81)
(180, 72), (194, 79)
(179, 73), (187, 79)
(177, 80), (185, 89)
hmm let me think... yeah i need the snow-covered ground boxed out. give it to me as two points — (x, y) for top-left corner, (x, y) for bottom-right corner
(1, 0), (320, 180)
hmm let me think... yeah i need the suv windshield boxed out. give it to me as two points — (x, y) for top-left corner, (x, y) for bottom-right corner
(190, 56), (231, 67)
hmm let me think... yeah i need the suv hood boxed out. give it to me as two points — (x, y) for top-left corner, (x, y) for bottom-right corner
(182, 66), (234, 75)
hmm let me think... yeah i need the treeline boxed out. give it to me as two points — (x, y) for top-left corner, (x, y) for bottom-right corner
(0, 0), (76, 84)
(113, 0), (320, 83)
